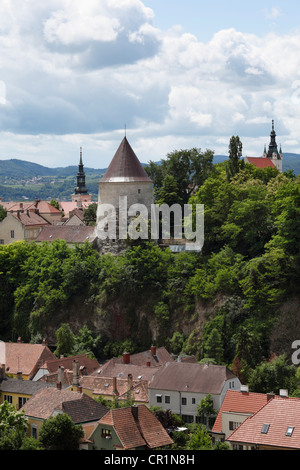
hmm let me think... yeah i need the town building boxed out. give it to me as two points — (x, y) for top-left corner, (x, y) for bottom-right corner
(148, 362), (241, 424)
(245, 120), (283, 172)
(226, 393), (300, 450)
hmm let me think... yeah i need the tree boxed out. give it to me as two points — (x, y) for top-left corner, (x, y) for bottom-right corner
(0, 401), (43, 450)
(145, 147), (214, 206)
(83, 202), (97, 225)
(54, 323), (75, 357)
(186, 424), (212, 450)
(0, 204), (6, 222)
(203, 328), (224, 363)
(39, 413), (84, 450)
(197, 394), (217, 429)
(226, 136), (244, 180)
(50, 198), (60, 210)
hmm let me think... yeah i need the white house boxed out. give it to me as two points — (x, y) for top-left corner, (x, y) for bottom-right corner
(148, 362), (241, 424)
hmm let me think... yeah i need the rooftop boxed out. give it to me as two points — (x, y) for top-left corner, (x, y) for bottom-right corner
(101, 137), (152, 183)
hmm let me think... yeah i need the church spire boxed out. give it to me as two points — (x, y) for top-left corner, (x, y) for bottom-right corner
(75, 147), (88, 195)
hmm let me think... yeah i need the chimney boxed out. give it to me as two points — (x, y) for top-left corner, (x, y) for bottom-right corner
(267, 392), (275, 401)
(77, 386), (82, 393)
(146, 361), (151, 367)
(72, 360), (79, 386)
(17, 371), (23, 380)
(17, 337), (22, 343)
(113, 376), (118, 395)
(42, 338), (47, 346)
(240, 385), (249, 393)
(279, 389), (288, 398)
(57, 366), (65, 384)
(128, 373), (133, 391)
(131, 405), (138, 421)
(123, 352), (130, 364)
(56, 381), (62, 390)
(150, 345), (156, 356)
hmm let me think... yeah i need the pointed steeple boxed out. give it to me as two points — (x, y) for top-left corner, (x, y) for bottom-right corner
(75, 147), (88, 194)
(101, 137), (152, 183)
(266, 120), (279, 159)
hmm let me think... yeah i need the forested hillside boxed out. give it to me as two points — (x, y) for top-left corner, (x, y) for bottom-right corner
(0, 148), (300, 394)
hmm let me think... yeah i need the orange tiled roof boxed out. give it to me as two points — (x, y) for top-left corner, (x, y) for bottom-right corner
(227, 396), (300, 449)
(10, 211), (49, 227)
(80, 375), (149, 403)
(99, 405), (173, 449)
(212, 389), (271, 433)
(245, 157), (275, 169)
(5, 342), (56, 378)
(44, 354), (100, 375)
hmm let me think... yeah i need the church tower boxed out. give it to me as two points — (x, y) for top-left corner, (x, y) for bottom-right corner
(72, 147), (92, 204)
(95, 137), (154, 250)
(263, 120), (283, 172)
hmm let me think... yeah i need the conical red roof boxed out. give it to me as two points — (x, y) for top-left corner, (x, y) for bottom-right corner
(101, 137), (152, 183)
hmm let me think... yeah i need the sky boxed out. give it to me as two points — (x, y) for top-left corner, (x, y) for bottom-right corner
(1, 1), (300, 169)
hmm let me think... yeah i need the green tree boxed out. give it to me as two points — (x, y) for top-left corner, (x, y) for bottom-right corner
(186, 424), (213, 450)
(54, 323), (75, 357)
(203, 328), (224, 363)
(197, 394), (217, 429)
(0, 401), (42, 450)
(83, 202), (97, 226)
(248, 355), (297, 394)
(39, 413), (84, 450)
(226, 136), (244, 180)
(0, 204), (6, 221)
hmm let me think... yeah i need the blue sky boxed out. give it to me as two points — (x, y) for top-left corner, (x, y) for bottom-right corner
(0, 1), (300, 168)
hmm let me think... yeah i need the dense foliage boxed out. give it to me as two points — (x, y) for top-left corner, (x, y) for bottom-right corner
(1, 144), (300, 392)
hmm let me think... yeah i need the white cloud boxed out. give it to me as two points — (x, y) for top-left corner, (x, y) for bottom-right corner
(264, 7), (281, 20)
(0, 1), (300, 167)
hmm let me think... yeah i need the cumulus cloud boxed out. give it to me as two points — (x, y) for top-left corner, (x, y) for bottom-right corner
(0, 1), (300, 167)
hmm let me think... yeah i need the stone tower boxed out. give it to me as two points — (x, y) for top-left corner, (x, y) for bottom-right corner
(263, 120), (283, 172)
(95, 137), (154, 252)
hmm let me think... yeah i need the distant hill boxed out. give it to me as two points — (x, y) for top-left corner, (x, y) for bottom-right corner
(0, 153), (299, 202)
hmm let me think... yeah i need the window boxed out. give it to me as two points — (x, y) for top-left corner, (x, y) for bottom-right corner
(31, 425), (38, 439)
(10, 230), (14, 239)
(156, 394), (162, 403)
(261, 424), (270, 434)
(192, 398), (196, 404)
(181, 397), (187, 406)
(4, 395), (12, 404)
(0, 239), (4, 245)
(229, 421), (241, 431)
(18, 397), (28, 410)
(165, 395), (170, 404)
(101, 429), (112, 438)
(286, 426), (294, 437)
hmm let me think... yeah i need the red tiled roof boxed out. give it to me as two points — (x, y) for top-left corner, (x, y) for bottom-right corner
(5, 342), (56, 378)
(110, 347), (174, 368)
(80, 376), (149, 403)
(245, 157), (275, 169)
(44, 354), (100, 375)
(101, 137), (152, 183)
(35, 225), (96, 243)
(227, 396), (300, 449)
(99, 405), (173, 449)
(95, 359), (161, 383)
(21, 387), (108, 423)
(212, 390), (270, 433)
(10, 211), (49, 227)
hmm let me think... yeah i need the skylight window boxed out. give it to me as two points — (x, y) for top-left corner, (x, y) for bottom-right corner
(261, 424), (270, 434)
(286, 426), (294, 437)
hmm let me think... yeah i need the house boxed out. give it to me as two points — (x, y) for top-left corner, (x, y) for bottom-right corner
(63, 207), (85, 226)
(33, 354), (101, 383)
(75, 374), (149, 406)
(20, 384), (108, 441)
(1, 200), (63, 224)
(0, 210), (50, 244)
(87, 404), (173, 451)
(101, 346), (174, 370)
(148, 362), (241, 424)
(0, 370), (56, 410)
(35, 224), (96, 246)
(226, 393), (300, 450)
(3, 338), (56, 380)
(210, 386), (272, 443)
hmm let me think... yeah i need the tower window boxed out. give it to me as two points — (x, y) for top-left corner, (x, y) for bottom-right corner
(138, 189), (141, 194)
